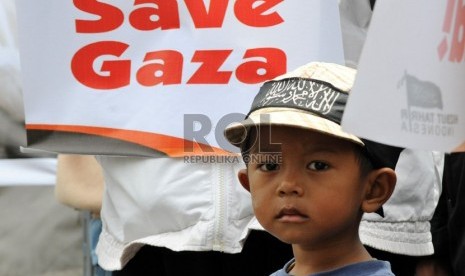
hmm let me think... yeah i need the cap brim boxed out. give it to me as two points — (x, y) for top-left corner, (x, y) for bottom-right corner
(224, 107), (364, 147)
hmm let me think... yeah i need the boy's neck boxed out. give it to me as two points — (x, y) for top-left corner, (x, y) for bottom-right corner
(290, 237), (372, 276)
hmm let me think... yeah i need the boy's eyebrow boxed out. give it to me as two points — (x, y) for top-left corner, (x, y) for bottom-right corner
(250, 140), (343, 155)
(249, 142), (282, 154)
(303, 142), (336, 152)
(302, 143), (347, 156)
(249, 147), (282, 155)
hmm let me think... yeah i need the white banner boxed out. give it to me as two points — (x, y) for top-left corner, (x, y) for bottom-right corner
(342, 0), (465, 152)
(17, 0), (344, 156)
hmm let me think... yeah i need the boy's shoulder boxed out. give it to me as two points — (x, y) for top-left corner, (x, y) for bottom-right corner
(323, 260), (394, 276)
(270, 259), (394, 276)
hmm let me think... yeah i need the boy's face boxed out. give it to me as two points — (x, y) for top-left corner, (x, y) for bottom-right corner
(239, 125), (369, 249)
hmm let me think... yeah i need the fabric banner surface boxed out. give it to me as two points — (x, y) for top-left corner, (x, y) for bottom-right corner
(342, 0), (465, 152)
(16, 0), (344, 157)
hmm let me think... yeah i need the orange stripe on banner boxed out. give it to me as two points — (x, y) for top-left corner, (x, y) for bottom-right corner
(26, 124), (234, 157)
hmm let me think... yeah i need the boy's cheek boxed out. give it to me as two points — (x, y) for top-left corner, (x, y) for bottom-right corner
(250, 187), (270, 204)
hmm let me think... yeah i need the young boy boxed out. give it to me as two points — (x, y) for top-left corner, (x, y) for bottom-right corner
(224, 62), (403, 275)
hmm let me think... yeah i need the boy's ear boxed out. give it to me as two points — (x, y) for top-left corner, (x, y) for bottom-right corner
(238, 169), (250, 192)
(362, 168), (396, 214)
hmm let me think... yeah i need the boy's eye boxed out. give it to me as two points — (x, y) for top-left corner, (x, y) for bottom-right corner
(308, 161), (329, 171)
(259, 163), (280, 171)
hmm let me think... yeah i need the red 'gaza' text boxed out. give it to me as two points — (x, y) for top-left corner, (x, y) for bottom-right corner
(71, 41), (286, 89)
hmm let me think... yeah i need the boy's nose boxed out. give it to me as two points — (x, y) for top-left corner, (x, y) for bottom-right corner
(277, 174), (304, 197)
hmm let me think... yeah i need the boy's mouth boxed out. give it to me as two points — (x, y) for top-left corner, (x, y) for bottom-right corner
(276, 207), (309, 222)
